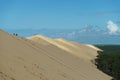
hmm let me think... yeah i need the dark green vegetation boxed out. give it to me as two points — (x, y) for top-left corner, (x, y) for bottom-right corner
(95, 45), (120, 80)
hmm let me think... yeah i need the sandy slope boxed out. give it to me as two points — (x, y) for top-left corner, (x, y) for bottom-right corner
(0, 30), (112, 80)
(28, 35), (100, 61)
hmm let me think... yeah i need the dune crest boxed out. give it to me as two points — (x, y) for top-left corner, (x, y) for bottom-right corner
(28, 35), (75, 54)
(85, 44), (103, 51)
(0, 30), (112, 80)
(55, 38), (79, 48)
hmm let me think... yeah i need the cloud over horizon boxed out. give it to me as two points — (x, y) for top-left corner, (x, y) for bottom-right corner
(107, 20), (120, 35)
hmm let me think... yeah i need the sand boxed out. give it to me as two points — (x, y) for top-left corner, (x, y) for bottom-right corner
(0, 29), (112, 80)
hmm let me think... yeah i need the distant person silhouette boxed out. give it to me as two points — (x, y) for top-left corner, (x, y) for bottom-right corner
(16, 34), (18, 36)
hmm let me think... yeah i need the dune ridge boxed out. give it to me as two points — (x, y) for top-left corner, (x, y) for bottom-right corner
(0, 30), (112, 80)
(28, 35), (75, 55)
(28, 35), (97, 60)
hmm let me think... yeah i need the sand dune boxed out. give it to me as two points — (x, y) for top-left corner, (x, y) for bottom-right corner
(54, 38), (100, 61)
(28, 35), (98, 60)
(0, 30), (112, 80)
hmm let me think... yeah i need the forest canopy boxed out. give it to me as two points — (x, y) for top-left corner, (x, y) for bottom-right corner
(95, 45), (120, 80)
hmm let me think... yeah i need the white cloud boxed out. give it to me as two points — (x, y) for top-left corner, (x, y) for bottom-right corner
(107, 20), (120, 35)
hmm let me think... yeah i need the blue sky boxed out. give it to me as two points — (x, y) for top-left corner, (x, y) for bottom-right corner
(0, 0), (120, 29)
